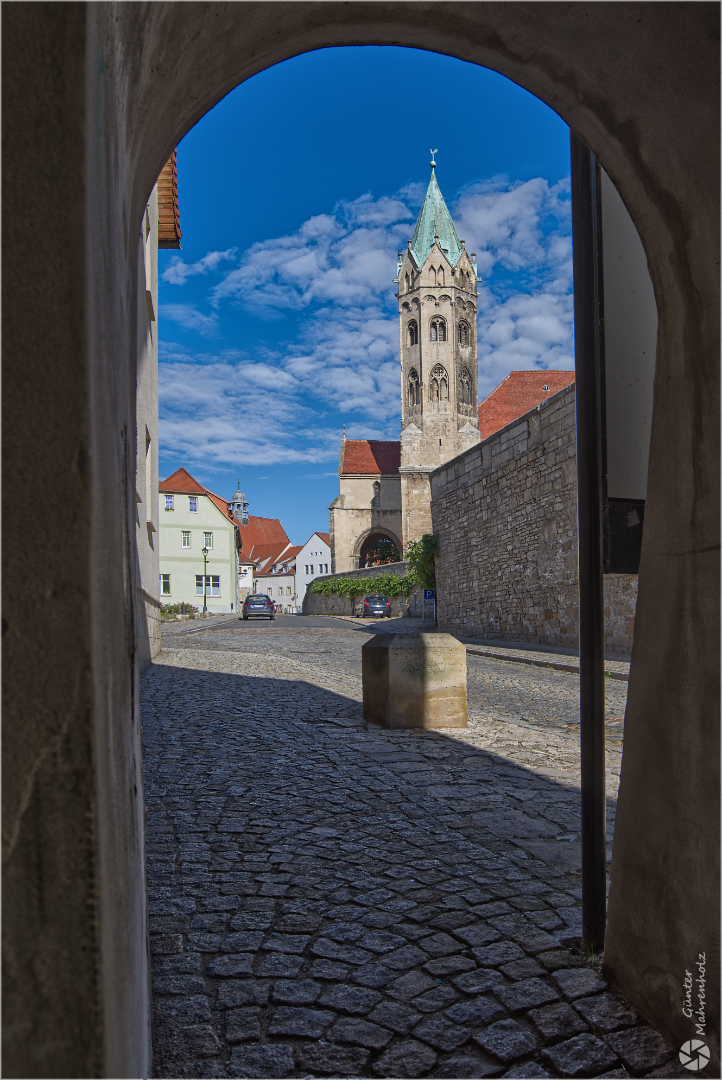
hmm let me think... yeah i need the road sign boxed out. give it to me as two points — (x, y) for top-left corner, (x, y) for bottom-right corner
(424, 590), (435, 599)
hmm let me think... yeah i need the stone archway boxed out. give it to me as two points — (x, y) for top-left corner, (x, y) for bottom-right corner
(4, 6), (718, 1076)
(355, 528), (403, 568)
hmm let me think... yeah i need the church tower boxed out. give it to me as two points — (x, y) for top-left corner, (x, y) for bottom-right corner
(395, 154), (480, 548)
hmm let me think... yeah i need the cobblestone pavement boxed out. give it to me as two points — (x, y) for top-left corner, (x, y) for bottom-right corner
(143, 620), (677, 1079)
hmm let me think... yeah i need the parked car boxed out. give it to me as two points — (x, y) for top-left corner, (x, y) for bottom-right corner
(363, 594), (392, 617)
(242, 594), (275, 620)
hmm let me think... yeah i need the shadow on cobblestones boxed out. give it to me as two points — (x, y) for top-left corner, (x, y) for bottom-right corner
(142, 658), (673, 1079)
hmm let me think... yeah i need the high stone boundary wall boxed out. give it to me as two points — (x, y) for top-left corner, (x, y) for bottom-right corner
(430, 384), (637, 656)
(302, 561), (424, 618)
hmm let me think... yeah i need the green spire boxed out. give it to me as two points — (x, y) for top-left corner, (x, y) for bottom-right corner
(409, 159), (463, 270)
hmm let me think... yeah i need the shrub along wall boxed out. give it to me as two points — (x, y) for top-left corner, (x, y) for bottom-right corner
(430, 385), (638, 656)
(302, 561), (423, 617)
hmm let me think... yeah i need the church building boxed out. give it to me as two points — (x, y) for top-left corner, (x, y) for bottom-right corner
(330, 157), (481, 572)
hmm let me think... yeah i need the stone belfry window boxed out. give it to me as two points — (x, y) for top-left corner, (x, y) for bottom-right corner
(408, 368), (420, 407)
(459, 367), (473, 405)
(408, 320), (418, 346)
(430, 364), (449, 401)
(430, 318), (446, 342)
(373, 481), (381, 508)
(458, 321), (469, 345)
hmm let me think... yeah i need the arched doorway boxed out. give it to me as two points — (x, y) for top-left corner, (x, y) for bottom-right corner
(356, 530), (402, 568)
(4, 6), (717, 1077)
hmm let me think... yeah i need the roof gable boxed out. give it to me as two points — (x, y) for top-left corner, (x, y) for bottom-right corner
(479, 371), (575, 441)
(159, 467), (207, 494)
(341, 440), (401, 476)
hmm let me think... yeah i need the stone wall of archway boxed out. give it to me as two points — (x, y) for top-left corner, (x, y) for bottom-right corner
(4, 4), (718, 1075)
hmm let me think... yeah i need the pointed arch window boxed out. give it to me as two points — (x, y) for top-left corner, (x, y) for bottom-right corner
(458, 367), (472, 405)
(437, 266), (445, 286)
(458, 321), (469, 345)
(373, 481), (381, 508)
(408, 320), (418, 346)
(430, 364), (449, 402)
(405, 273), (410, 291)
(430, 317), (446, 342)
(430, 267), (437, 286)
(408, 367), (420, 407)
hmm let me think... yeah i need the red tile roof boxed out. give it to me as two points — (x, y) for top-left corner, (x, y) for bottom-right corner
(340, 440), (401, 476)
(479, 371), (575, 441)
(158, 150), (182, 249)
(315, 532), (331, 545)
(238, 516), (289, 555)
(159, 468), (290, 556)
(159, 467), (207, 494)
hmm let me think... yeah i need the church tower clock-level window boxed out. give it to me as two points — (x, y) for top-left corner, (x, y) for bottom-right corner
(430, 317), (446, 342)
(430, 364), (449, 401)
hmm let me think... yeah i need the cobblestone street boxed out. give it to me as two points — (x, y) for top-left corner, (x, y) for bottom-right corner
(142, 618), (676, 1079)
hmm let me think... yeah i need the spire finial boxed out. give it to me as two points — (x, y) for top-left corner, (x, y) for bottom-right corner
(430, 148), (438, 169)
(342, 422), (346, 440)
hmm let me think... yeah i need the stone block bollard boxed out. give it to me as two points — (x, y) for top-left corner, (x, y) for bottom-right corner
(362, 633), (467, 729)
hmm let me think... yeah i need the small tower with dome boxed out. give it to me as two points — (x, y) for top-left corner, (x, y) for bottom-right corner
(229, 482), (249, 525)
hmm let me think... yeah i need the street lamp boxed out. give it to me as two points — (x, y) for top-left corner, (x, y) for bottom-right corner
(201, 546), (209, 613)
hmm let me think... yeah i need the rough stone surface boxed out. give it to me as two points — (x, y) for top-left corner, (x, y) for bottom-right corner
(552, 967), (608, 1000)
(372, 1038), (437, 1077)
(528, 1001), (589, 1042)
(573, 992), (639, 1033)
(431, 386), (638, 656)
(604, 1026), (676, 1072)
(143, 621), (680, 1077)
(229, 1043), (294, 1078)
(541, 1033), (619, 1077)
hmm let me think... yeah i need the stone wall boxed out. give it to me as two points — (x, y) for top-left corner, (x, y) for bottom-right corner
(302, 561), (423, 618)
(430, 385), (638, 656)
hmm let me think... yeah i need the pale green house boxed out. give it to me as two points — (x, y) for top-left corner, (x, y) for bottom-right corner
(158, 467), (240, 614)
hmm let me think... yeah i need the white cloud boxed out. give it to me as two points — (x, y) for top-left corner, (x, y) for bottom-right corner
(161, 249), (237, 285)
(160, 303), (220, 337)
(159, 179), (574, 467)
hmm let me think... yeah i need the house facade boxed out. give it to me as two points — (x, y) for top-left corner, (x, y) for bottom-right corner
(295, 532), (332, 600)
(158, 468), (239, 613)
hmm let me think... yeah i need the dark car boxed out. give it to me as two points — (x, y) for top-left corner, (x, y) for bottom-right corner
(363, 594), (391, 617)
(242, 594), (275, 620)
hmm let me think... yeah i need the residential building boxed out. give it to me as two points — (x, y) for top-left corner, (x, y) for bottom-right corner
(296, 532), (332, 601)
(135, 153), (182, 670)
(252, 544), (303, 612)
(158, 468), (239, 613)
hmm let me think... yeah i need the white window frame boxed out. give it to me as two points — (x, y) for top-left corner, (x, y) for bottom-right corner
(195, 575), (221, 597)
(204, 532), (213, 549)
(164, 494), (174, 511)
(189, 496), (198, 512)
(181, 531), (191, 549)
(160, 573), (171, 595)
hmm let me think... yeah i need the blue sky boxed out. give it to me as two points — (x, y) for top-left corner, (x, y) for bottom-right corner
(158, 46), (572, 545)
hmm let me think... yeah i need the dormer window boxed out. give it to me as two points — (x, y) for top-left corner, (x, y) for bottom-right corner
(408, 320), (418, 346)
(430, 318), (446, 342)
(543, 384), (550, 391)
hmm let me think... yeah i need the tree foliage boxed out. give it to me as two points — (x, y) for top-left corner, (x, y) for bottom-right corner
(405, 533), (439, 591)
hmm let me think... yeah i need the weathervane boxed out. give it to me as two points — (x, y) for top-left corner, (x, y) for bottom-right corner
(430, 149), (438, 168)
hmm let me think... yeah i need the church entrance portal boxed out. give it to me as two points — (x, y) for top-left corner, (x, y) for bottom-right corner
(357, 532), (401, 568)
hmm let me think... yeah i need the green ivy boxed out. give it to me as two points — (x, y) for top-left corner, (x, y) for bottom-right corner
(309, 536), (439, 608)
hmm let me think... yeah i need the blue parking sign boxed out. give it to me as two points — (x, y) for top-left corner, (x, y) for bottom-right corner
(424, 590), (435, 599)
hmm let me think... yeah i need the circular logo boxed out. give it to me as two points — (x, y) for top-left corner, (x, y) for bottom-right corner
(679, 1041), (711, 1072)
